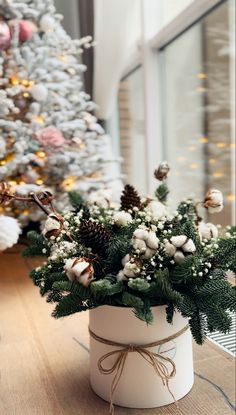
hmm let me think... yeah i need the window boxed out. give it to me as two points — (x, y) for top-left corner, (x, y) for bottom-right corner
(118, 67), (147, 193)
(161, 1), (235, 224)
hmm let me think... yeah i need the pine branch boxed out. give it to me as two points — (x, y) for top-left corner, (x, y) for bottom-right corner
(23, 230), (48, 257)
(155, 183), (169, 203)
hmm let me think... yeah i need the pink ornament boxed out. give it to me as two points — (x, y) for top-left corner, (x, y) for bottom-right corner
(18, 20), (36, 42)
(0, 21), (11, 51)
(35, 127), (66, 148)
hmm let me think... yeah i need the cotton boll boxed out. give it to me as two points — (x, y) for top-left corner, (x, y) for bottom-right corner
(133, 238), (146, 252)
(182, 239), (196, 253)
(204, 189), (223, 213)
(113, 211), (132, 226)
(146, 231), (159, 250)
(122, 254), (130, 266)
(165, 241), (176, 257)
(31, 84), (48, 101)
(146, 200), (168, 221)
(64, 257), (94, 286)
(198, 222), (218, 240)
(170, 235), (187, 248)
(174, 251), (185, 264)
(133, 228), (149, 241)
(143, 247), (156, 259)
(117, 270), (127, 281)
(0, 215), (21, 251)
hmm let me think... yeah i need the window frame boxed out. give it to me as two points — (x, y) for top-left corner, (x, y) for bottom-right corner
(120, 0), (235, 223)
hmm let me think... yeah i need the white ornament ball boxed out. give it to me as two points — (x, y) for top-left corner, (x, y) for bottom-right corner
(0, 215), (21, 251)
(40, 15), (56, 32)
(31, 84), (48, 101)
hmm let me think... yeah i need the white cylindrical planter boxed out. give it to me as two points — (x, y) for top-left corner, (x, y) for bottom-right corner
(89, 305), (194, 409)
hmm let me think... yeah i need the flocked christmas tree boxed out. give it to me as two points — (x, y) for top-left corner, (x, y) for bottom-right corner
(0, 0), (120, 226)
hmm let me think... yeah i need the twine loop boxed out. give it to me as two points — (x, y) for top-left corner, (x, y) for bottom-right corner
(89, 324), (189, 414)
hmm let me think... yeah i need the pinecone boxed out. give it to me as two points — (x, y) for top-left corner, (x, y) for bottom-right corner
(120, 184), (141, 211)
(78, 220), (111, 256)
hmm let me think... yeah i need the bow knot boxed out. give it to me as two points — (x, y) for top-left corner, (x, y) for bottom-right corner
(89, 324), (189, 414)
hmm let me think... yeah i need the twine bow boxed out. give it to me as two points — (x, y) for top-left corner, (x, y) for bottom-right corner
(89, 324), (189, 414)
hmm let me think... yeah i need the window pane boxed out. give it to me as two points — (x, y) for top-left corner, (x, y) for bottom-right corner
(162, 0), (235, 225)
(118, 68), (147, 193)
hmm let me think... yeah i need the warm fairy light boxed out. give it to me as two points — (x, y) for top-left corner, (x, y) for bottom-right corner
(59, 55), (67, 62)
(216, 142), (227, 148)
(62, 176), (76, 190)
(36, 179), (44, 185)
(34, 115), (45, 124)
(209, 158), (217, 164)
(176, 156), (186, 162)
(10, 75), (20, 86)
(187, 146), (196, 152)
(35, 150), (46, 159)
(19, 180), (26, 185)
(199, 137), (209, 143)
(23, 92), (30, 98)
(23, 210), (30, 215)
(10, 76), (34, 88)
(190, 163), (199, 169)
(8, 180), (17, 186)
(230, 143), (236, 148)
(197, 73), (207, 79)
(0, 153), (15, 165)
(212, 171), (224, 178)
(227, 194), (235, 202)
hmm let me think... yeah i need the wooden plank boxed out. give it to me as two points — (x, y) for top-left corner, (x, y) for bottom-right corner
(0, 249), (235, 415)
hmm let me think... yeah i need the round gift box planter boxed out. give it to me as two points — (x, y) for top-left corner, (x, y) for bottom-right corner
(89, 305), (194, 410)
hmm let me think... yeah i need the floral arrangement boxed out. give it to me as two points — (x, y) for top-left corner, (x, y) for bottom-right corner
(0, 163), (235, 344)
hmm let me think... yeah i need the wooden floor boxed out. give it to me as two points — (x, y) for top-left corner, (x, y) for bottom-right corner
(0, 247), (235, 415)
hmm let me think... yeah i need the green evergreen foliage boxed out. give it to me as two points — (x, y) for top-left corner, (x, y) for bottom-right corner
(23, 230), (48, 256)
(134, 303), (154, 324)
(68, 191), (84, 209)
(155, 183), (169, 203)
(22, 181), (236, 345)
(122, 292), (144, 308)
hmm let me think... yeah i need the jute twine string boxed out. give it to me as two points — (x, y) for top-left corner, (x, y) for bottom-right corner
(89, 324), (189, 415)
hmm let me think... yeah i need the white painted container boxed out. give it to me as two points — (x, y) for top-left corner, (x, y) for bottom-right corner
(89, 305), (194, 409)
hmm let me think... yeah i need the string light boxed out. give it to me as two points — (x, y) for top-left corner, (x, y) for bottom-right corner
(209, 158), (217, 164)
(176, 156), (186, 162)
(199, 137), (209, 143)
(62, 176), (76, 190)
(190, 163), (199, 169)
(227, 194), (235, 202)
(33, 115), (45, 124)
(212, 171), (224, 178)
(197, 73), (207, 79)
(36, 179), (44, 185)
(216, 142), (227, 148)
(35, 150), (46, 159)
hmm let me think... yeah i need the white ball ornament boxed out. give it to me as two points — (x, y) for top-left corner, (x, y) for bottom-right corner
(40, 15), (56, 32)
(0, 215), (21, 251)
(31, 84), (48, 101)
